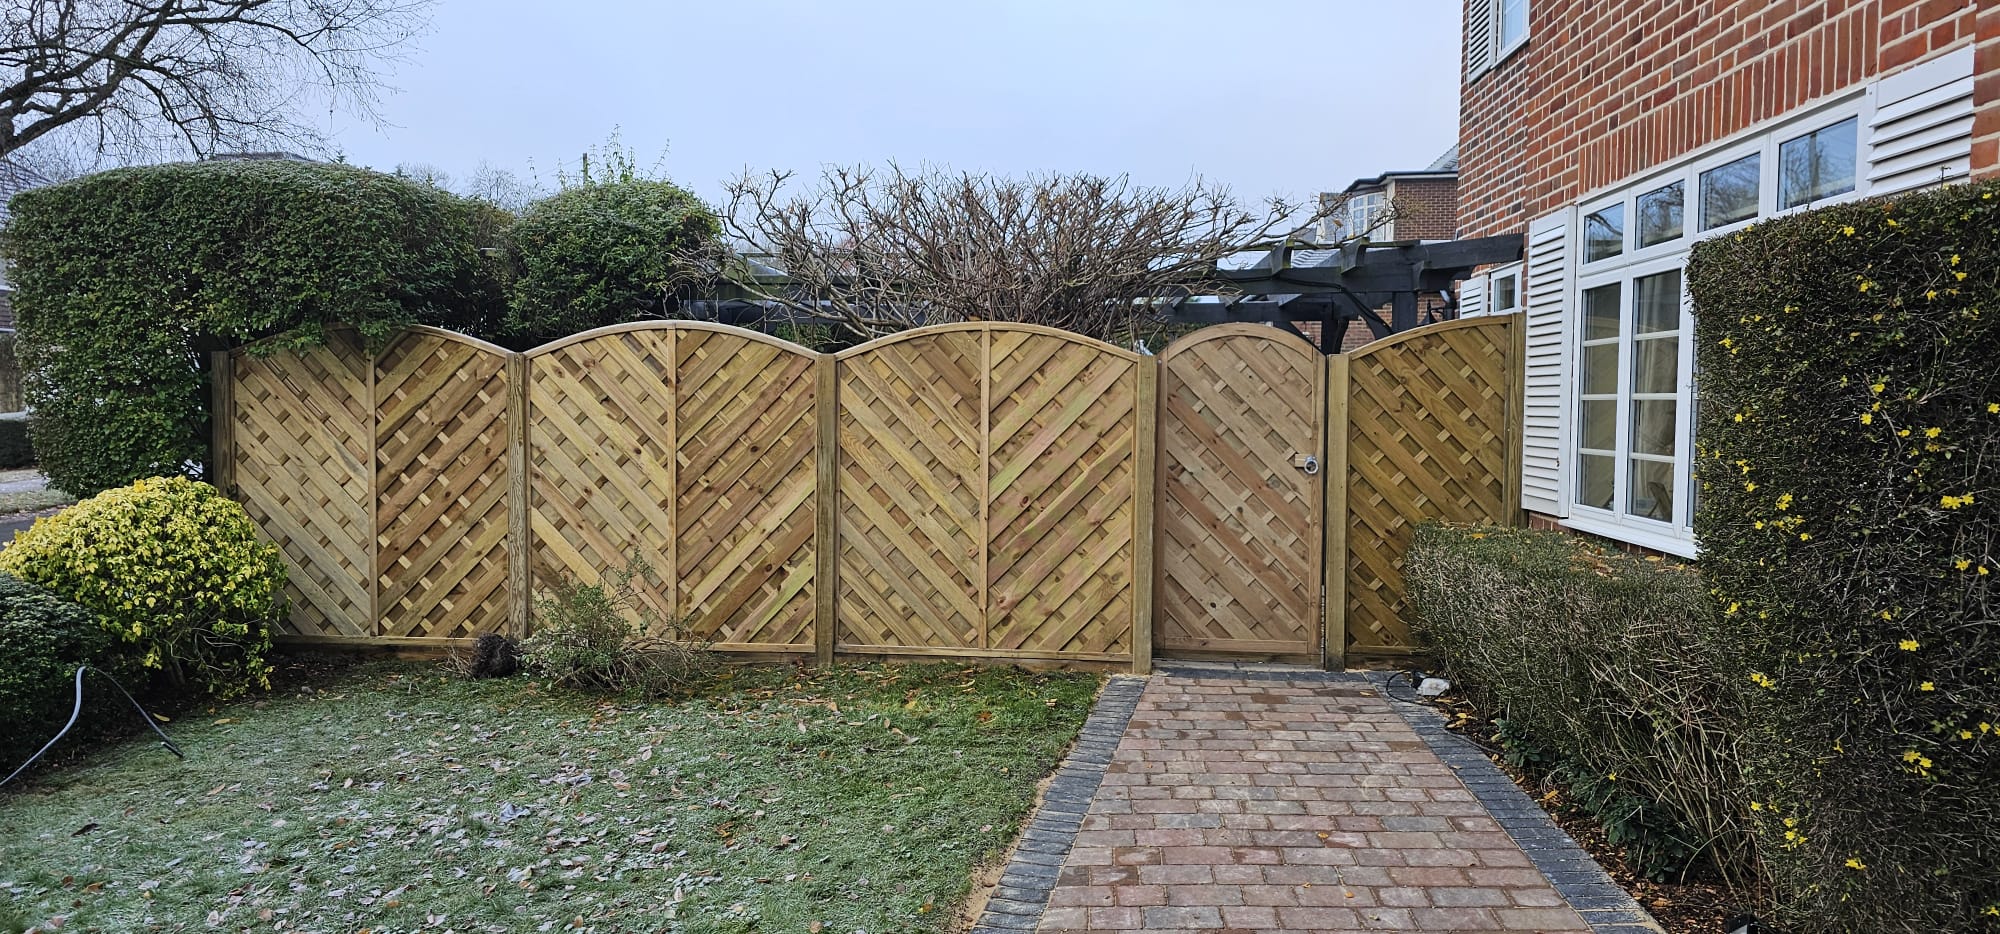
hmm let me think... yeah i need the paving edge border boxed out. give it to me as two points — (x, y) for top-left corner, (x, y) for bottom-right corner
(971, 675), (1147, 934)
(1394, 698), (1666, 934)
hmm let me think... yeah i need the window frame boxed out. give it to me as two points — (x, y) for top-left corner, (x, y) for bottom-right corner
(1489, 263), (1522, 313)
(1561, 94), (1871, 556)
(1495, 0), (1530, 62)
(1347, 191), (1390, 241)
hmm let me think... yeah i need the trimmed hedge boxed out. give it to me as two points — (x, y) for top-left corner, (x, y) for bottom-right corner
(500, 177), (719, 347)
(0, 477), (286, 699)
(0, 572), (111, 769)
(0, 412), (31, 468)
(1405, 523), (1748, 881)
(1687, 182), (2000, 929)
(0, 160), (504, 496)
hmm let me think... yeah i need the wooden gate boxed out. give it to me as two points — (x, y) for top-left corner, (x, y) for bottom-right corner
(1154, 326), (1328, 663)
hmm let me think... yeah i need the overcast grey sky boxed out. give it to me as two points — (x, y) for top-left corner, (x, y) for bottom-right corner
(326, 0), (1462, 206)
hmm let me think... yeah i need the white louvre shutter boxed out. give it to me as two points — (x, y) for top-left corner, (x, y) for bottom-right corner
(1867, 46), (1975, 196)
(1520, 210), (1571, 517)
(1466, 0), (1496, 79)
(1458, 275), (1487, 318)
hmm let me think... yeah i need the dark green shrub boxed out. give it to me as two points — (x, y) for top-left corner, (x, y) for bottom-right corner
(0, 572), (112, 769)
(1405, 522), (1748, 882)
(0, 159), (505, 496)
(1688, 181), (2000, 930)
(0, 413), (31, 468)
(500, 164), (719, 348)
(0, 476), (286, 698)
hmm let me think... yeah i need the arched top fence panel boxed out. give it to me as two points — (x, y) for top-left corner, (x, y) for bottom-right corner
(1157, 322), (1319, 362)
(524, 319), (817, 360)
(836, 321), (1144, 363)
(1345, 314), (1509, 361)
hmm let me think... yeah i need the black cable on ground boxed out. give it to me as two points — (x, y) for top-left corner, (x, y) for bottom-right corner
(0, 665), (184, 789)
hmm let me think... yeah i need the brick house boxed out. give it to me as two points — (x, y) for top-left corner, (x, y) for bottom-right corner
(1455, 0), (1994, 556)
(1312, 149), (1463, 351)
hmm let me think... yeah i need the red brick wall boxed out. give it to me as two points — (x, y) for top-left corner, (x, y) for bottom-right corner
(1460, 0), (1987, 239)
(1385, 177), (1461, 240)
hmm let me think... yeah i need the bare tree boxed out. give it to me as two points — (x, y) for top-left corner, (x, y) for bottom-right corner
(461, 160), (536, 213)
(700, 164), (1342, 341)
(0, 0), (432, 163)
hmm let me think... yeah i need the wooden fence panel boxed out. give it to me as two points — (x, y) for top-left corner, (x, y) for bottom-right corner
(1154, 326), (1324, 660)
(230, 332), (373, 638)
(375, 329), (514, 640)
(674, 328), (818, 650)
(985, 330), (1139, 658)
(834, 329), (984, 650)
(526, 328), (679, 631)
(1344, 317), (1518, 654)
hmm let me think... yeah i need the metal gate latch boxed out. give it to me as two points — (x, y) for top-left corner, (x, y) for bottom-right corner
(1293, 453), (1320, 475)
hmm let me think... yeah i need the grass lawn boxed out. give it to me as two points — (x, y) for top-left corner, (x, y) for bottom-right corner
(0, 660), (1102, 933)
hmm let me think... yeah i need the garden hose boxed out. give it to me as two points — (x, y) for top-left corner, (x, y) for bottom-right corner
(0, 665), (184, 789)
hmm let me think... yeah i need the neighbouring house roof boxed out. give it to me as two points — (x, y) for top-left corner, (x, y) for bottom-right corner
(1341, 145), (1461, 193)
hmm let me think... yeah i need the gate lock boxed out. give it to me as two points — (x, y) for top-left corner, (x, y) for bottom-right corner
(1292, 453), (1320, 476)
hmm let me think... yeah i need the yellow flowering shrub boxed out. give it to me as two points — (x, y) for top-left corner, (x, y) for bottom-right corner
(0, 477), (286, 697)
(1688, 182), (2000, 930)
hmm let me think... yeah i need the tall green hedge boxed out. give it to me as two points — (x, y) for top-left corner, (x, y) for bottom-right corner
(1687, 182), (2000, 929)
(499, 177), (719, 348)
(0, 160), (504, 496)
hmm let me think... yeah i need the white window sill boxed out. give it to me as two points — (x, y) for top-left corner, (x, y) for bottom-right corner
(1559, 511), (1700, 559)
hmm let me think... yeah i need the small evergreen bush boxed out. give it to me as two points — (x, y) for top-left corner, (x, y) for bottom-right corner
(0, 477), (286, 698)
(1687, 181), (2000, 930)
(0, 573), (111, 768)
(1405, 522), (1748, 882)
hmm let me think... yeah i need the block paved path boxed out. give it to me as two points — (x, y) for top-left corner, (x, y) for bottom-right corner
(1011, 670), (1655, 933)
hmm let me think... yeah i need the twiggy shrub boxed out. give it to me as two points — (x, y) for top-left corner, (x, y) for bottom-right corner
(521, 557), (711, 695)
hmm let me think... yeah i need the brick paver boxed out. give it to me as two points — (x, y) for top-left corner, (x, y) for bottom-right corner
(1035, 674), (1595, 932)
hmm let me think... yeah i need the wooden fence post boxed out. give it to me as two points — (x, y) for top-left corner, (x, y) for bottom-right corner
(1323, 353), (1351, 672)
(208, 351), (234, 496)
(1504, 314), (1527, 526)
(507, 354), (532, 638)
(814, 354), (839, 666)
(1131, 359), (1159, 675)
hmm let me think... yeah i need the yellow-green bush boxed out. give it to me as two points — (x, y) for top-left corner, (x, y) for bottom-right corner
(1687, 181), (2000, 930)
(0, 477), (286, 697)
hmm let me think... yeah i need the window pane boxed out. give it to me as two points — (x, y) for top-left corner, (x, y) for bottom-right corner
(1499, 0), (1528, 48)
(1630, 400), (1677, 456)
(1579, 399), (1617, 450)
(1628, 458), (1675, 521)
(1700, 154), (1760, 229)
(1635, 270), (1682, 334)
(1636, 181), (1684, 247)
(1493, 274), (1518, 311)
(1779, 117), (1858, 209)
(1633, 336), (1679, 394)
(1584, 283), (1621, 339)
(1578, 454), (1615, 510)
(1582, 343), (1618, 395)
(1584, 205), (1624, 261)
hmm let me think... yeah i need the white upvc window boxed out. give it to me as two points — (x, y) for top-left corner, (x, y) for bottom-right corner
(1347, 191), (1390, 240)
(1496, 0), (1529, 59)
(1468, 0), (1530, 78)
(1563, 95), (1868, 554)
(1489, 264), (1521, 313)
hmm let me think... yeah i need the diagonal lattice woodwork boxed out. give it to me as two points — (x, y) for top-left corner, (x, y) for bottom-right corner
(674, 328), (818, 648)
(835, 329), (984, 650)
(375, 330), (514, 640)
(985, 330), (1139, 656)
(1346, 318), (1514, 652)
(231, 331), (373, 638)
(1154, 327), (1323, 658)
(527, 329), (679, 631)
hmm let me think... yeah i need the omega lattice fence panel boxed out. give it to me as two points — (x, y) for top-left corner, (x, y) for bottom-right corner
(984, 328), (1143, 659)
(526, 327), (681, 633)
(672, 327), (818, 650)
(374, 328), (516, 640)
(1344, 316), (1519, 655)
(833, 328), (985, 652)
(227, 331), (374, 638)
